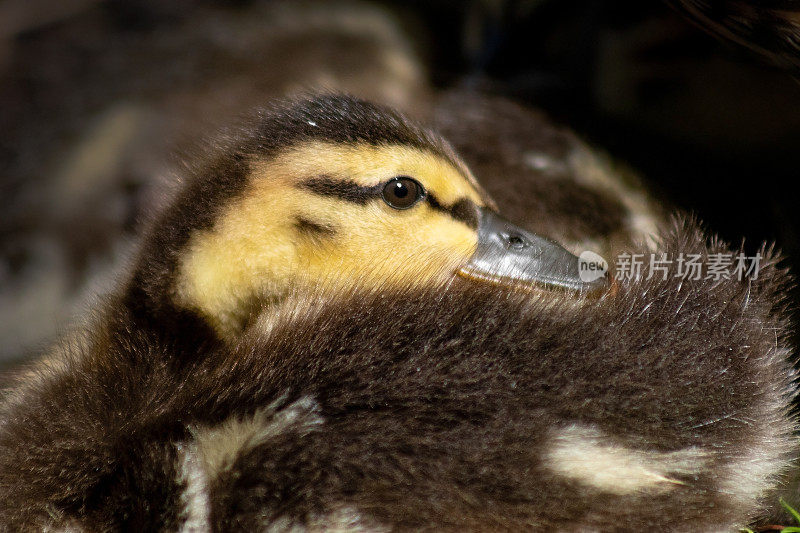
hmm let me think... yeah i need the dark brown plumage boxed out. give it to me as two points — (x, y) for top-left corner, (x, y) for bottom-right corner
(432, 91), (662, 259)
(0, 217), (796, 531)
(0, 93), (797, 531)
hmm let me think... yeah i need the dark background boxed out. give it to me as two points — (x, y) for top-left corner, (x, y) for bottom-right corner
(401, 0), (800, 259)
(402, 0), (800, 348)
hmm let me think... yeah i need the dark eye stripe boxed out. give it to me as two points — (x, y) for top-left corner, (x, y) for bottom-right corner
(448, 198), (480, 229)
(427, 194), (480, 230)
(299, 176), (381, 205)
(299, 176), (479, 230)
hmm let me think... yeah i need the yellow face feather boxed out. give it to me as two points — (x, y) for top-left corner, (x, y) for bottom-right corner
(174, 142), (488, 336)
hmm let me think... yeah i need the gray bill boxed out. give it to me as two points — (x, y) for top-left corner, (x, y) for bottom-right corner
(457, 208), (610, 294)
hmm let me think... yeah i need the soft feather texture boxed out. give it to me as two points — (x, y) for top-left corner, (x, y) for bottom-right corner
(432, 91), (663, 258)
(0, 219), (795, 531)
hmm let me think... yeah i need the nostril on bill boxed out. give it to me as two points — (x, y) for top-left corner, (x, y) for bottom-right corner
(505, 233), (528, 249)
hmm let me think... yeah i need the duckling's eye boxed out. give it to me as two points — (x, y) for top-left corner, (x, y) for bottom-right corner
(382, 176), (424, 210)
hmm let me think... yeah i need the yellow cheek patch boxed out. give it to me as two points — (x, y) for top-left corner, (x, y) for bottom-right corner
(175, 178), (300, 335)
(174, 142), (484, 338)
(295, 200), (478, 290)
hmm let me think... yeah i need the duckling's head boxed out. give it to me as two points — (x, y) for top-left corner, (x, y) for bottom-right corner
(127, 95), (607, 338)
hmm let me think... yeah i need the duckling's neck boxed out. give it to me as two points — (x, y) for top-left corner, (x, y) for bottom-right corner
(118, 270), (223, 362)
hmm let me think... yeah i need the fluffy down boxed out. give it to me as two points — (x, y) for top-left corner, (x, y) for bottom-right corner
(0, 219), (795, 532)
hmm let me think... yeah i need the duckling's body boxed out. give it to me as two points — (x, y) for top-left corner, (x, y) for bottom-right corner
(0, 226), (795, 531)
(0, 94), (796, 531)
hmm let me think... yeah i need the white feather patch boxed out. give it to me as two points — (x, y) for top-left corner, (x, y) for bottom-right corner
(544, 425), (708, 494)
(176, 442), (210, 533)
(177, 396), (323, 532)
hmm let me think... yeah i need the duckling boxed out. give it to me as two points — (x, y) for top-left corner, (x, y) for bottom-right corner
(0, 95), (795, 532)
(121, 94), (606, 347)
